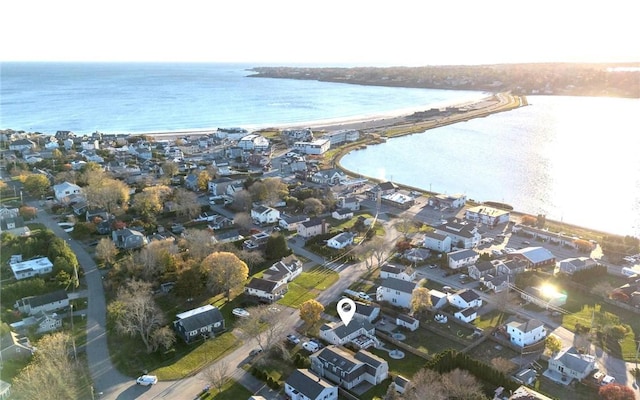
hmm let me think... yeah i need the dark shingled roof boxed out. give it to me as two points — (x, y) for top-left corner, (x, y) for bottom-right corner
(380, 277), (417, 294)
(174, 305), (223, 332)
(22, 290), (68, 308)
(285, 369), (334, 399)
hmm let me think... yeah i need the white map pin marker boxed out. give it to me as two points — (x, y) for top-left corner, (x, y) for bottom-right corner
(337, 298), (356, 327)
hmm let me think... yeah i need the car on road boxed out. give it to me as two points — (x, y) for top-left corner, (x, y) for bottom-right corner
(523, 240), (530, 245)
(232, 308), (250, 318)
(136, 375), (158, 386)
(286, 334), (300, 344)
(249, 348), (263, 356)
(302, 341), (320, 352)
(442, 286), (452, 292)
(58, 222), (75, 233)
(504, 247), (516, 254)
(492, 249), (503, 256)
(428, 264), (438, 269)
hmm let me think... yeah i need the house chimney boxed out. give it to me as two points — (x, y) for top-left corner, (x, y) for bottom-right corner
(321, 219), (326, 234)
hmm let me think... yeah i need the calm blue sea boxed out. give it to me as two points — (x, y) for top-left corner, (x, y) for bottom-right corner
(341, 95), (640, 236)
(0, 62), (484, 134)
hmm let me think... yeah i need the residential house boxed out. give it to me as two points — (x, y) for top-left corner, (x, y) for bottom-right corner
(428, 289), (449, 309)
(213, 230), (244, 244)
(545, 346), (596, 383)
(381, 191), (415, 209)
(53, 181), (82, 203)
(513, 369), (538, 386)
(0, 380), (10, 400)
(173, 305), (225, 344)
(281, 128), (313, 143)
(184, 174), (199, 191)
(353, 302), (381, 323)
(284, 369), (338, 400)
(297, 218), (329, 238)
(512, 224), (583, 249)
(366, 181), (398, 201)
(428, 194), (467, 209)
(403, 248), (431, 263)
(9, 139), (36, 153)
(0, 214), (27, 236)
(505, 318), (547, 347)
(393, 376), (410, 395)
(468, 261), (497, 281)
(380, 264), (416, 281)
(327, 232), (355, 249)
(376, 278), (417, 309)
(464, 205), (510, 227)
(243, 231), (271, 250)
(112, 228), (148, 249)
(208, 177), (239, 196)
(434, 220), (481, 249)
(448, 288), (482, 310)
(507, 247), (556, 270)
(454, 307), (477, 323)
(337, 196), (361, 211)
(508, 385), (553, 400)
(322, 129), (359, 146)
(331, 208), (354, 221)
(496, 259), (528, 276)
(251, 205), (280, 224)
(279, 213), (310, 231)
(263, 255), (303, 285)
(0, 328), (34, 361)
(423, 231), (452, 253)
(311, 168), (346, 186)
(447, 249), (479, 270)
(10, 311), (63, 334)
(396, 314), (419, 331)
(319, 319), (378, 349)
(238, 134), (270, 151)
(15, 290), (69, 315)
(521, 286), (567, 309)
(244, 277), (288, 303)
(558, 257), (598, 275)
(310, 346), (389, 390)
(483, 274), (511, 293)
(10, 256), (53, 280)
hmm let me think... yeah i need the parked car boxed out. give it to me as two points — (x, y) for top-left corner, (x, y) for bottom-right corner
(356, 292), (371, 301)
(504, 247), (516, 254)
(523, 240), (531, 245)
(136, 375), (158, 386)
(232, 308), (250, 318)
(286, 334), (300, 344)
(302, 341), (320, 352)
(492, 249), (503, 256)
(249, 348), (263, 356)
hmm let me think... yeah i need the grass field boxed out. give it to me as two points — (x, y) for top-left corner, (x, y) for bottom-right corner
(278, 266), (339, 308)
(474, 310), (512, 331)
(200, 379), (254, 400)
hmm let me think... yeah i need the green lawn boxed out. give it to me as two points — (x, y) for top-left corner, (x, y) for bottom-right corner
(403, 323), (467, 354)
(277, 284), (316, 308)
(278, 267), (339, 308)
(201, 379), (254, 400)
(152, 332), (240, 380)
(474, 310), (512, 331)
(368, 346), (427, 378)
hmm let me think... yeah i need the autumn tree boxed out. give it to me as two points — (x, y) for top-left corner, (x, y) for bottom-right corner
(85, 177), (131, 213)
(520, 215), (537, 226)
(132, 185), (171, 221)
(403, 368), (484, 400)
(233, 212), (254, 231)
(545, 334), (562, 355)
(182, 229), (215, 261)
(231, 189), (252, 212)
(303, 197), (324, 215)
(395, 216), (415, 239)
(12, 332), (84, 399)
(162, 161), (179, 178)
(263, 177), (288, 206)
(410, 287), (432, 320)
(248, 181), (268, 202)
(203, 252), (249, 301)
(96, 238), (119, 266)
(135, 240), (178, 281)
(173, 188), (201, 219)
(599, 383), (635, 400)
(19, 206), (37, 220)
(107, 279), (173, 353)
(299, 299), (324, 332)
(197, 170), (211, 191)
(23, 174), (50, 198)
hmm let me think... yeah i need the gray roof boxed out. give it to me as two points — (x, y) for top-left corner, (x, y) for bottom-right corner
(22, 290), (68, 308)
(245, 277), (283, 293)
(301, 218), (326, 228)
(435, 221), (477, 238)
(320, 319), (374, 340)
(355, 302), (379, 318)
(457, 307), (476, 317)
(448, 249), (479, 261)
(313, 346), (359, 373)
(515, 247), (555, 264)
(381, 264), (403, 274)
(507, 318), (544, 334)
(424, 230), (448, 241)
(455, 289), (480, 303)
(380, 277), (417, 294)
(174, 305), (223, 332)
(285, 369), (334, 399)
(475, 261), (495, 273)
(554, 347), (595, 374)
(354, 349), (386, 368)
(330, 232), (354, 244)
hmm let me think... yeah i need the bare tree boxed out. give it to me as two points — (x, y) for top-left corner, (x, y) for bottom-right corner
(491, 357), (516, 374)
(404, 368), (484, 400)
(355, 239), (376, 271)
(231, 189), (252, 212)
(12, 332), (84, 400)
(183, 229), (215, 261)
(107, 280), (172, 353)
(202, 360), (231, 394)
(95, 237), (119, 266)
(150, 326), (177, 352)
(395, 216), (415, 239)
(162, 161), (179, 178)
(233, 212), (254, 232)
(236, 305), (286, 351)
(369, 236), (388, 268)
(173, 188), (202, 219)
(203, 252), (249, 301)
(238, 249), (265, 273)
(135, 240), (178, 281)
(303, 197), (324, 215)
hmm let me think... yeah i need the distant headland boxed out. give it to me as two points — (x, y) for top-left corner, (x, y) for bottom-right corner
(248, 62), (640, 98)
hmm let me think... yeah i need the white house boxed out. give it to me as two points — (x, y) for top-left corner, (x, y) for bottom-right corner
(380, 264), (416, 281)
(428, 289), (449, 309)
(262, 255), (303, 285)
(327, 232), (355, 249)
(428, 193), (467, 209)
(447, 249), (480, 270)
(319, 319), (378, 349)
(354, 302), (381, 323)
(331, 208), (354, 221)
(279, 214), (310, 231)
(312, 168), (347, 186)
(521, 286), (567, 309)
(285, 369), (338, 400)
(244, 277), (288, 303)
(53, 181), (82, 203)
(15, 290), (69, 315)
(10, 257), (53, 280)
(558, 257), (598, 275)
(434, 220), (481, 249)
(396, 314), (419, 331)
(454, 307), (477, 323)
(292, 139), (331, 155)
(423, 231), (452, 253)
(251, 205), (280, 224)
(505, 318), (547, 347)
(545, 346), (596, 383)
(310, 346), (389, 390)
(238, 134), (270, 151)
(448, 289), (482, 309)
(376, 278), (417, 309)
(297, 218), (329, 238)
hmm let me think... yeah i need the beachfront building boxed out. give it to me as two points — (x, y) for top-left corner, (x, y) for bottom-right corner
(292, 139), (331, 155)
(428, 194), (467, 209)
(238, 134), (270, 151)
(464, 205), (510, 227)
(322, 129), (360, 146)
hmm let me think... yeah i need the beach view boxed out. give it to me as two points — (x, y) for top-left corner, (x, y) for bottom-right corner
(1, 1), (639, 400)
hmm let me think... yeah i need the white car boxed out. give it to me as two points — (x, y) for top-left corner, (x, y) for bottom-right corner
(232, 308), (250, 318)
(356, 292), (371, 301)
(286, 334), (300, 344)
(302, 341), (319, 352)
(504, 247), (516, 254)
(58, 222), (75, 233)
(136, 375), (158, 386)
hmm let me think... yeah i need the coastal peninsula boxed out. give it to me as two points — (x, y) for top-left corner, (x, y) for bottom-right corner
(248, 62), (640, 98)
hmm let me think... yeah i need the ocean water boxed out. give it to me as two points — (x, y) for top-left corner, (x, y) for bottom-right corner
(341, 95), (640, 236)
(0, 62), (485, 134)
